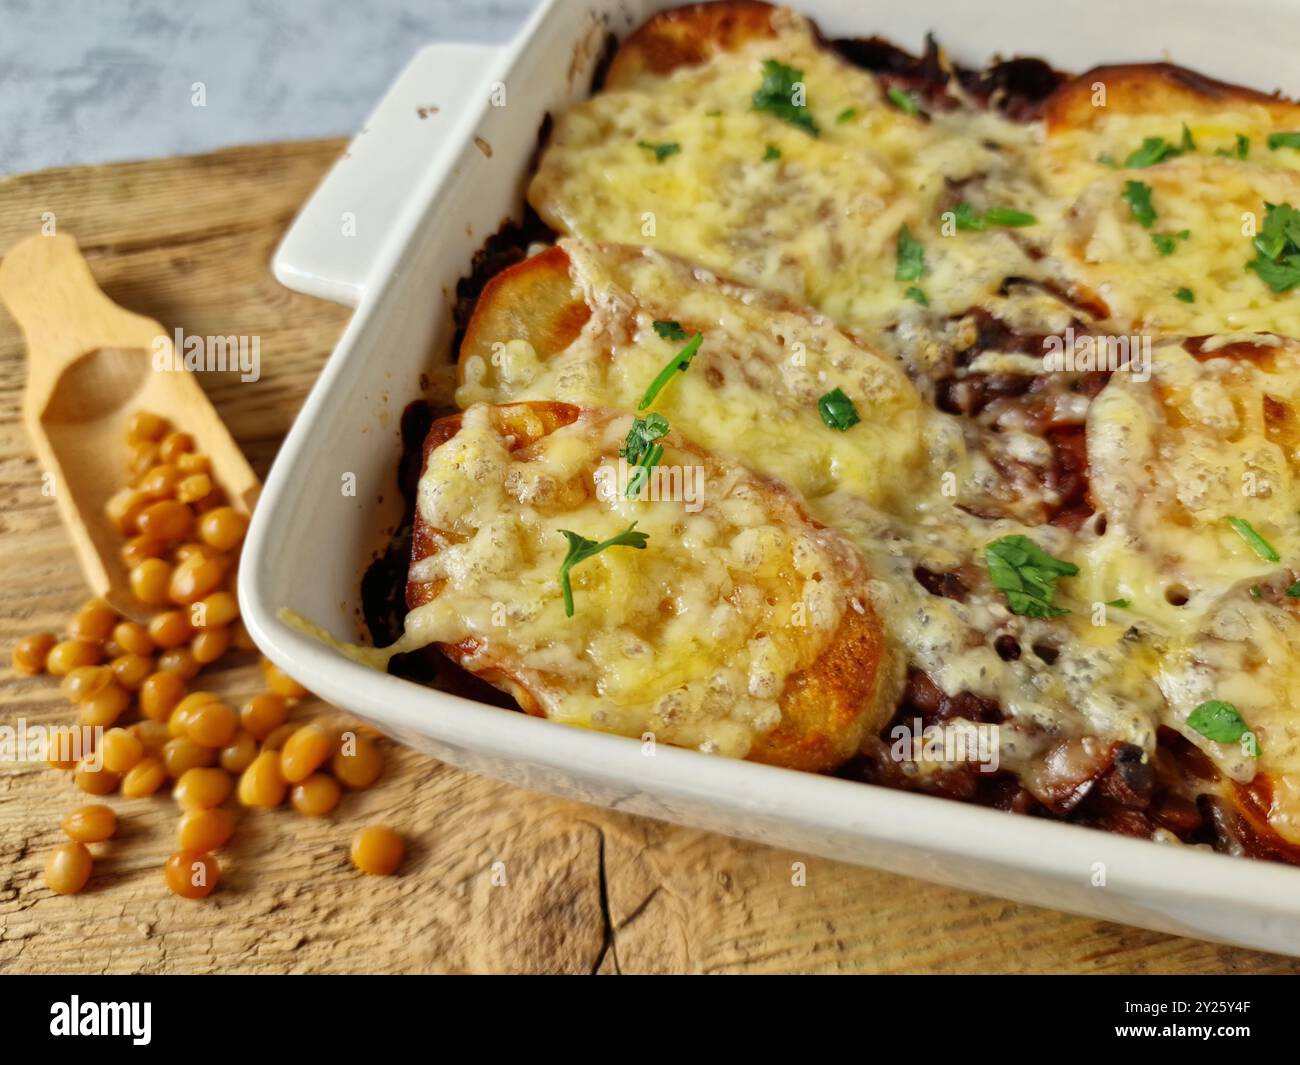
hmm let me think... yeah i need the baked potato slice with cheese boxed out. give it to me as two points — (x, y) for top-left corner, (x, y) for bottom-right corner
(460, 244), (592, 366)
(534, 4), (1300, 343)
(1078, 338), (1300, 844)
(1037, 63), (1300, 336)
(1044, 63), (1300, 135)
(405, 400), (896, 771)
(457, 238), (950, 520)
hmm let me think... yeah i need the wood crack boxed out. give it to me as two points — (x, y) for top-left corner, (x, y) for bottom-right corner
(588, 823), (619, 975)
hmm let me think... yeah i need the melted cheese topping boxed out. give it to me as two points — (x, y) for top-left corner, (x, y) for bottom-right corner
(531, 9), (1300, 363)
(262, 4), (1300, 845)
(459, 240), (960, 517)
(512, 8), (1300, 841)
(530, 10), (1047, 353)
(406, 404), (867, 759)
(1079, 342), (1300, 810)
(1043, 155), (1300, 335)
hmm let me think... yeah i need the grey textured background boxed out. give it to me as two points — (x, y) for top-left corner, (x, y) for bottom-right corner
(0, 0), (539, 175)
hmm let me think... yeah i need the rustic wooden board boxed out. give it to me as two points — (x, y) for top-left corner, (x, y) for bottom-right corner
(0, 139), (1295, 974)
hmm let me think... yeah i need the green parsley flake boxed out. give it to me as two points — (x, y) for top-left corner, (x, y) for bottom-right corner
(952, 202), (1038, 230)
(1226, 516), (1280, 562)
(818, 388), (860, 431)
(886, 85), (921, 116)
(1215, 133), (1250, 160)
(558, 524), (649, 617)
(752, 59), (818, 135)
(1186, 700), (1255, 751)
(1246, 201), (1300, 293)
(1123, 136), (1182, 168)
(1123, 180), (1157, 228)
(1267, 131), (1300, 151)
(652, 319), (689, 342)
(619, 412), (669, 468)
(638, 332), (704, 410)
(895, 225), (927, 281)
(1151, 229), (1190, 255)
(637, 140), (680, 163)
(985, 535), (1079, 618)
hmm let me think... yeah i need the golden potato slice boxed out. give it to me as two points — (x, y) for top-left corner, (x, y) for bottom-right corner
(459, 245), (591, 372)
(456, 239), (946, 520)
(1075, 339), (1300, 844)
(405, 400), (895, 771)
(603, 0), (780, 90)
(1044, 63), (1300, 135)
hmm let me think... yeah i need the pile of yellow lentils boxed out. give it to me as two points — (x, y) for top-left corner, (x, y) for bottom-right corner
(11, 412), (405, 899)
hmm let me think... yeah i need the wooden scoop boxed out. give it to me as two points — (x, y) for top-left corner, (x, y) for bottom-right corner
(0, 233), (259, 620)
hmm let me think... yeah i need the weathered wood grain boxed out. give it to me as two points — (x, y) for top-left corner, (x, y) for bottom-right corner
(0, 140), (1295, 974)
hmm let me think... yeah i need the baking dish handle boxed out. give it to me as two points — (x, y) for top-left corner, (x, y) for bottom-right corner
(272, 41), (501, 307)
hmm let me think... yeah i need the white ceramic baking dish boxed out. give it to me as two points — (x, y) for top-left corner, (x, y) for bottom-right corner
(242, 0), (1300, 957)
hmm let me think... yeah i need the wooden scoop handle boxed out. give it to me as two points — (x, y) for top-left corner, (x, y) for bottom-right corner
(0, 231), (261, 619)
(0, 234), (164, 400)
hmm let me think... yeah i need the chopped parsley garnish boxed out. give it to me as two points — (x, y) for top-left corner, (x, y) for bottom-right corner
(1151, 228), (1190, 255)
(1253, 203), (1300, 260)
(637, 140), (680, 163)
(1174, 287), (1195, 303)
(626, 442), (665, 498)
(619, 411), (669, 468)
(952, 202), (1038, 230)
(1267, 131), (1300, 151)
(1250, 585), (1263, 599)
(818, 388), (860, 431)
(616, 413), (665, 501)
(1186, 700), (1255, 751)
(1215, 134), (1250, 160)
(979, 206), (1038, 228)
(1123, 136), (1183, 168)
(1121, 126), (1200, 167)
(904, 286), (929, 306)
(752, 59), (818, 135)
(1226, 516), (1280, 562)
(1123, 180), (1157, 228)
(895, 225), (927, 282)
(638, 331), (704, 410)
(836, 107), (857, 123)
(886, 85), (921, 116)
(1105, 598), (1130, 609)
(1246, 201), (1300, 293)
(1286, 580), (1300, 597)
(652, 319), (688, 342)
(620, 413), (669, 465)
(763, 143), (781, 161)
(985, 535), (1079, 618)
(620, 413), (670, 499)
(558, 524), (649, 617)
